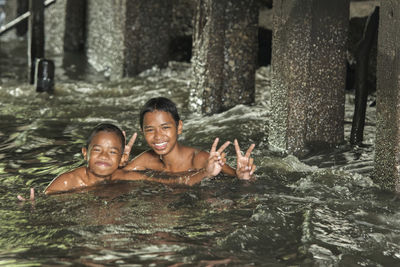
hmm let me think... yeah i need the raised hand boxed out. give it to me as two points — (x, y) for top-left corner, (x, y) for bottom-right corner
(17, 188), (35, 201)
(206, 138), (231, 177)
(120, 132), (137, 167)
(234, 139), (256, 180)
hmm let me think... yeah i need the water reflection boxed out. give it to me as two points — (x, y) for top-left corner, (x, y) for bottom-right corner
(0, 39), (398, 266)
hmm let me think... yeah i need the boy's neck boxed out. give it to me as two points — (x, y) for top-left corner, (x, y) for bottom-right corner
(86, 167), (112, 183)
(158, 143), (184, 172)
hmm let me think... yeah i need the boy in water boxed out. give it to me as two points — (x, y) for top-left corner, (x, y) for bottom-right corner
(43, 123), (132, 194)
(122, 97), (256, 179)
(18, 122), (228, 198)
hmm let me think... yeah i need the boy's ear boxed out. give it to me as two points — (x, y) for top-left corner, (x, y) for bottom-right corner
(177, 120), (183, 135)
(82, 147), (88, 161)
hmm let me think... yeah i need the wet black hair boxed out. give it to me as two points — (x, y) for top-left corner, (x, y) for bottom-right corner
(139, 97), (180, 130)
(85, 123), (125, 153)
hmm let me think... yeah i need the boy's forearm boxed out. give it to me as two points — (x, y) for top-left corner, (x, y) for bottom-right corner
(175, 169), (211, 186)
(112, 169), (147, 181)
(112, 169), (211, 186)
(222, 164), (236, 177)
(145, 169), (211, 186)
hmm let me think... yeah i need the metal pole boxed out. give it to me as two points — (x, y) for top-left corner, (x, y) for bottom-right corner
(0, 0), (55, 36)
(28, 0), (44, 84)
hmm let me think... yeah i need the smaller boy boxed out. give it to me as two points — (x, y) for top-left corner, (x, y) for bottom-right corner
(123, 97), (256, 179)
(44, 123), (132, 194)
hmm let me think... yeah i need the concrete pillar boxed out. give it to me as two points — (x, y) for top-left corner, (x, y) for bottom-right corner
(86, 0), (172, 80)
(190, 0), (258, 115)
(374, 1), (400, 192)
(269, 0), (349, 155)
(45, 0), (85, 54)
(64, 0), (86, 51)
(86, 0), (123, 78)
(124, 0), (172, 76)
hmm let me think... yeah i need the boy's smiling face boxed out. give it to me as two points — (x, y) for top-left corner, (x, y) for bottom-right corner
(142, 110), (182, 156)
(82, 131), (124, 178)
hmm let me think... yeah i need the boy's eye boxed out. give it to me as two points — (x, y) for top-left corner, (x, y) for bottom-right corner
(110, 150), (118, 155)
(162, 126), (170, 130)
(145, 129), (153, 132)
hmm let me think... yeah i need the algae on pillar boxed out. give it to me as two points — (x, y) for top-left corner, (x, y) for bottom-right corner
(45, 0), (86, 54)
(374, 1), (400, 192)
(86, 0), (172, 80)
(124, 0), (172, 76)
(269, 0), (349, 155)
(190, 0), (258, 115)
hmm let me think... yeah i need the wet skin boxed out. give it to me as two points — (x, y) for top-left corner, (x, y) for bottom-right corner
(137, 110), (208, 173)
(82, 131), (124, 178)
(124, 110), (236, 176)
(142, 110), (183, 158)
(43, 131), (125, 195)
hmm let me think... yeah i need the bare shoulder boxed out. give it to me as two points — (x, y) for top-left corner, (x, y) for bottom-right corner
(124, 150), (160, 171)
(192, 149), (209, 169)
(44, 166), (86, 194)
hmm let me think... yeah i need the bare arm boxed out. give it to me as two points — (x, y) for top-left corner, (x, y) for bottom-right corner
(113, 138), (231, 186)
(195, 152), (236, 177)
(123, 151), (155, 171)
(112, 168), (212, 186)
(194, 139), (236, 177)
(111, 168), (148, 181)
(222, 163), (236, 176)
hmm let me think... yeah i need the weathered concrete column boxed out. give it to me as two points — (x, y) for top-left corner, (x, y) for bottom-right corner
(269, 0), (349, 155)
(190, 0), (258, 115)
(374, 2), (400, 192)
(86, 0), (172, 80)
(45, 0), (86, 54)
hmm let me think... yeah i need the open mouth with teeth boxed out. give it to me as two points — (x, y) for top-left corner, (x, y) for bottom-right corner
(154, 142), (167, 150)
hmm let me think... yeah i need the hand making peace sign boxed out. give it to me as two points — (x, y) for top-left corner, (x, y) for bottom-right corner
(120, 131), (137, 167)
(205, 138), (231, 177)
(234, 139), (256, 180)
(17, 188), (35, 201)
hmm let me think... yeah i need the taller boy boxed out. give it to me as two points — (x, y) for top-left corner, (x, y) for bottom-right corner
(124, 97), (256, 180)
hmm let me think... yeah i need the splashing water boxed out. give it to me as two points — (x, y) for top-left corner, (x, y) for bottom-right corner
(0, 39), (398, 266)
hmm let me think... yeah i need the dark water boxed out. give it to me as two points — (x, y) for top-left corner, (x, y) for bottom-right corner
(1, 39), (400, 266)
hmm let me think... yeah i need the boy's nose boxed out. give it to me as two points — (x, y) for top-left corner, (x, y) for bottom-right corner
(154, 129), (162, 139)
(99, 150), (109, 159)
